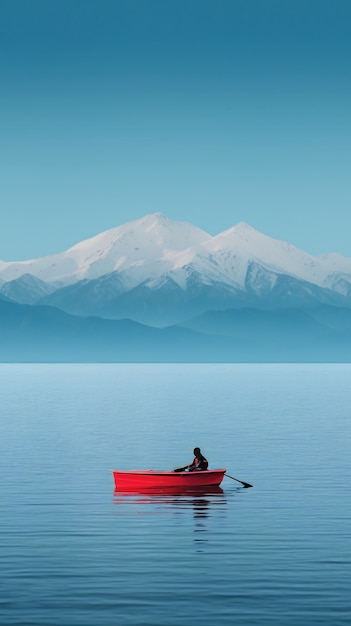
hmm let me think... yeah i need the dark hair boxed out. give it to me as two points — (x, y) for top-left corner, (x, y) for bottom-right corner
(193, 447), (205, 460)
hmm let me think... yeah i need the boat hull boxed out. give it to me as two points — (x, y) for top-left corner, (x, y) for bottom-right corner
(112, 469), (226, 491)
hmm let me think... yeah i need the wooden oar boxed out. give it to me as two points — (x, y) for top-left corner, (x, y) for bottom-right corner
(173, 465), (189, 472)
(225, 473), (253, 488)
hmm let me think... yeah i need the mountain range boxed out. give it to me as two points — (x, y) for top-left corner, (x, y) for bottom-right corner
(1, 213), (351, 361)
(1, 212), (351, 326)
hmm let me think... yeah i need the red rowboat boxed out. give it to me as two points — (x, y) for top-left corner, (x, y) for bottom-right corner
(112, 469), (226, 491)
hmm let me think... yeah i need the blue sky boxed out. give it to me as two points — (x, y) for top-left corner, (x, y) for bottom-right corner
(1, 0), (350, 260)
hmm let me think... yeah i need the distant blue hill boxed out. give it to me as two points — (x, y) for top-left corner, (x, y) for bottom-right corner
(0, 298), (245, 362)
(1, 299), (351, 362)
(30, 270), (350, 326)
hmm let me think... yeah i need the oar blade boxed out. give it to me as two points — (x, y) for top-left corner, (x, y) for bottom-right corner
(225, 473), (253, 488)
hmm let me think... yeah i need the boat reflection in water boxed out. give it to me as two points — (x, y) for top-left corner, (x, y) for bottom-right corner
(114, 485), (224, 496)
(113, 485), (227, 549)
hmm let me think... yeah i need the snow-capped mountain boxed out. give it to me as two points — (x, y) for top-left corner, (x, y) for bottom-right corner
(1, 213), (351, 324)
(0, 213), (210, 287)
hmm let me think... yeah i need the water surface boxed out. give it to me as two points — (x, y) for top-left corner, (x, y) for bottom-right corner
(1, 364), (350, 625)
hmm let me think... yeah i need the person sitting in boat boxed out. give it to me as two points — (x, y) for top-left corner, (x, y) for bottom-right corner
(188, 447), (208, 471)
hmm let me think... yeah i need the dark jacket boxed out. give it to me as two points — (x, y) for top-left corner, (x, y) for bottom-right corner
(188, 455), (208, 471)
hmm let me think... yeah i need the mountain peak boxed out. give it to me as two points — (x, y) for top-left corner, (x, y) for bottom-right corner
(232, 221), (265, 236)
(0, 213), (351, 302)
(141, 212), (177, 232)
(235, 221), (253, 230)
(140, 211), (167, 225)
(147, 211), (167, 220)
(209, 221), (264, 247)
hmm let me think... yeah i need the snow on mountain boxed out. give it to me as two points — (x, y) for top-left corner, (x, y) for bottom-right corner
(203, 222), (330, 288)
(0, 213), (210, 287)
(0, 213), (351, 300)
(324, 272), (351, 296)
(201, 221), (351, 294)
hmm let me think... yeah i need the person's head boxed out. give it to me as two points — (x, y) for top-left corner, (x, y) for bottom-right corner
(193, 447), (201, 456)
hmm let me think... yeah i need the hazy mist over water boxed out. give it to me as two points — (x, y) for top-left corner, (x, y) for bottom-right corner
(1, 363), (350, 625)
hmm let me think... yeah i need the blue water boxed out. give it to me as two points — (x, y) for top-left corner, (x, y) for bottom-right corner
(1, 363), (350, 626)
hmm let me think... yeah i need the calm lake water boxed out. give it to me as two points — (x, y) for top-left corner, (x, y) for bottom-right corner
(1, 363), (350, 626)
